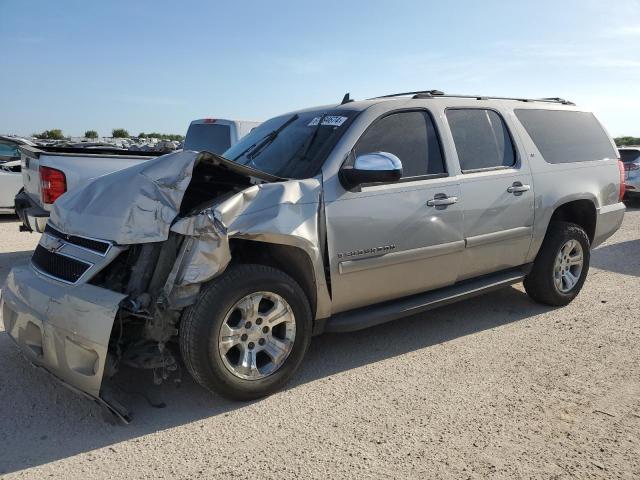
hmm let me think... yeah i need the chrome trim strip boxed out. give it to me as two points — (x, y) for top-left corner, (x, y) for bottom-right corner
(43, 232), (112, 258)
(465, 226), (532, 248)
(339, 240), (465, 275)
(45, 224), (113, 257)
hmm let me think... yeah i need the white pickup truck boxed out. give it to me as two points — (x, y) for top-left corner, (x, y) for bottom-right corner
(15, 118), (259, 232)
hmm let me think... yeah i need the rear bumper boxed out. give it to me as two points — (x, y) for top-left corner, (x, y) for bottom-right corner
(1, 265), (127, 419)
(14, 190), (49, 233)
(593, 202), (625, 248)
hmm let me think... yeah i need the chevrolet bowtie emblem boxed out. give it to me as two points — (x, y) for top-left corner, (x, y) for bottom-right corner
(45, 238), (64, 254)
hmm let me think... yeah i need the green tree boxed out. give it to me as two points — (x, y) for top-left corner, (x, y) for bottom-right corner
(137, 132), (184, 141)
(84, 130), (98, 139)
(112, 128), (130, 138)
(615, 136), (640, 146)
(33, 129), (65, 140)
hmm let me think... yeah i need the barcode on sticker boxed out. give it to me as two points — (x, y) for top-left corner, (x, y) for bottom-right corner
(308, 116), (348, 127)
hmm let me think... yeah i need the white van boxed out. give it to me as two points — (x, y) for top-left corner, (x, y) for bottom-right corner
(183, 119), (260, 153)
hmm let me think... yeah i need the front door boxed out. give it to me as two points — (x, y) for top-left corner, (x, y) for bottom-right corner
(324, 110), (464, 313)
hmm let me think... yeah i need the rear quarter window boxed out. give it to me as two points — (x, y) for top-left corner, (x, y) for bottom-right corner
(515, 109), (617, 164)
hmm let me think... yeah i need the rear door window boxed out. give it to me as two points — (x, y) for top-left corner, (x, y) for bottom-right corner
(446, 109), (515, 172)
(355, 110), (445, 178)
(515, 109), (617, 164)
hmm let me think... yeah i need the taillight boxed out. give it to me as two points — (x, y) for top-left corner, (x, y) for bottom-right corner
(618, 160), (626, 201)
(40, 166), (67, 204)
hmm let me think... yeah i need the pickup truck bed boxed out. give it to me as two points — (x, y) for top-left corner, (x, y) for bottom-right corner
(16, 145), (157, 232)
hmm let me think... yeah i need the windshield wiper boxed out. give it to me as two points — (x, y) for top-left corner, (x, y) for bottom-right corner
(232, 114), (299, 164)
(283, 113), (328, 171)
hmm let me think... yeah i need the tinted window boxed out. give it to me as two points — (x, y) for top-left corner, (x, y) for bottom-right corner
(515, 109), (617, 164)
(184, 123), (231, 154)
(446, 109), (515, 171)
(223, 110), (356, 178)
(355, 111), (445, 178)
(620, 149), (640, 164)
(0, 142), (19, 158)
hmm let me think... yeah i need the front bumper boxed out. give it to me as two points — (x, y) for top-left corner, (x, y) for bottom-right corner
(1, 264), (127, 418)
(14, 190), (49, 233)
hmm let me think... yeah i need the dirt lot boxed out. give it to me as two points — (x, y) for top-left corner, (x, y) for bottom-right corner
(0, 207), (638, 479)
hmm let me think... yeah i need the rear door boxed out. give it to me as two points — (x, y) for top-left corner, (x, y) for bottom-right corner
(445, 108), (534, 279)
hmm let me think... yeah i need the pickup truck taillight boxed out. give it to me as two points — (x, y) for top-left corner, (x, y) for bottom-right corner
(40, 166), (67, 204)
(618, 160), (626, 201)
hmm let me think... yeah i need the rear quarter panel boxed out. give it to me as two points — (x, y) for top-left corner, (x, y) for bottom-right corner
(506, 106), (621, 260)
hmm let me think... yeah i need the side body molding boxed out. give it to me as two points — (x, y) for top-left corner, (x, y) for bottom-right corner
(465, 226), (533, 248)
(338, 240), (465, 275)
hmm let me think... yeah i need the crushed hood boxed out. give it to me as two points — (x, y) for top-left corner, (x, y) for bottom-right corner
(50, 150), (278, 244)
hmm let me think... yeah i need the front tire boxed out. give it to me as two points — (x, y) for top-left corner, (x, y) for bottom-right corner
(180, 264), (312, 400)
(524, 221), (590, 306)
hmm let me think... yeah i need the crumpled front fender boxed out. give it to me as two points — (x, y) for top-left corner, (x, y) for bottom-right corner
(169, 177), (332, 318)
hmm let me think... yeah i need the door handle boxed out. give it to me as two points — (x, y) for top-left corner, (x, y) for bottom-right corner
(427, 194), (458, 207)
(507, 182), (531, 194)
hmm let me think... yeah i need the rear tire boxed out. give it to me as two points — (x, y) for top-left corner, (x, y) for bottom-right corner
(179, 264), (312, 400)
(524, 221), (590, 306)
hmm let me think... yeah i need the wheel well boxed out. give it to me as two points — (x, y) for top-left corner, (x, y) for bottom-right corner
(228, 239), (318, 317)
(549, 200), (596, 244)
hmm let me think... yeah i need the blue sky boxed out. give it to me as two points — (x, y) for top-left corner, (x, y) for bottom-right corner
(1, 0), (639, 137)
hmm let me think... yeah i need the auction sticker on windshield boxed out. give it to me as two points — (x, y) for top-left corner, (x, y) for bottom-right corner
(308, 116), (348, 127)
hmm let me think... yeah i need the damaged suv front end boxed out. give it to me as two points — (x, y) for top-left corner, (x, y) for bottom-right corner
(2, 109), (352, 421)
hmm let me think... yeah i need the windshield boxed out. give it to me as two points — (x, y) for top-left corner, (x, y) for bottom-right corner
(184, 123), (232, 153)
(221, 109), (357, 178)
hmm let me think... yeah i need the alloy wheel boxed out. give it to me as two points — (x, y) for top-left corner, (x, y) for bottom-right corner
(218, 291), (296, 380)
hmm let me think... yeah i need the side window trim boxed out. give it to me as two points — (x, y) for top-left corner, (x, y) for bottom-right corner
(350, 108), (449, 185)
(445, 107), (519, 174)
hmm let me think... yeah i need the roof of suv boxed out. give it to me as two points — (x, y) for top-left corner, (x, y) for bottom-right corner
(310, 91), (581, 115)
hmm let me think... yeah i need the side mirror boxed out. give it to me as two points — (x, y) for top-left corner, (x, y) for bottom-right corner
(340, 152), (403, 188)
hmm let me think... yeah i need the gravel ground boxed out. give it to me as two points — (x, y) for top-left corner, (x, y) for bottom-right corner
(0, 208), (639, 479)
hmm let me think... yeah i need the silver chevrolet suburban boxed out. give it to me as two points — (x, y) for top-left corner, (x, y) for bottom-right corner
(1, 91), (626, 421)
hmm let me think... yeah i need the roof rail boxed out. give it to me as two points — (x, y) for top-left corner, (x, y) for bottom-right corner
(370, 90), (444, 99)
(368, 90), (575, 105)
(538, 97), (575, 105)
